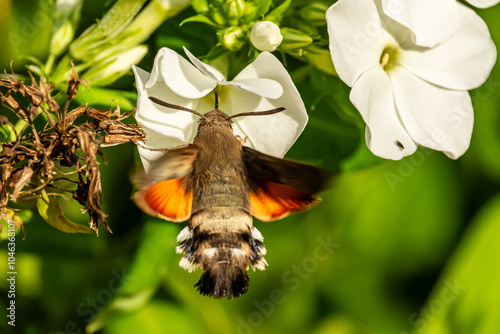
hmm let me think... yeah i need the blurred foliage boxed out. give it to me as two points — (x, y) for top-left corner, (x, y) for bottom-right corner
(0, 1), (500, 334)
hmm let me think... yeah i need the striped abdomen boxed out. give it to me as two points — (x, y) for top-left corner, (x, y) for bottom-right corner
(175, 166), (267, 299)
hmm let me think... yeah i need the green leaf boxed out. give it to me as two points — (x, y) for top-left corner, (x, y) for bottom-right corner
(203, 45), (229, 63)
(36, 190), (91, 234)
(415, 194), (500, 334)
(180, 14), (223, 28)
(104, 301), (205, 334)
(72, 87), (137, 110)
(0, 209), (32, 240)
(254, 0), (273, 19)
(265, 0), (292, 21)
(87, 220), (178, 333)
(0, 124), (16, 143)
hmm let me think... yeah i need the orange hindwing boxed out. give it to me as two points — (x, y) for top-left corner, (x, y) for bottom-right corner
(136, 178), (192, 222)
(250, 181), (319, 222)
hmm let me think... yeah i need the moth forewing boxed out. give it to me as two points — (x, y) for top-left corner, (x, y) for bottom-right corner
(133, 144), (198, 222)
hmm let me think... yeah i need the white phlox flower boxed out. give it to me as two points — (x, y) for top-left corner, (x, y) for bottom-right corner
(466, 0), (500, 8)
(382, 0), (500, 47)
(326, 0), (496, 160)
(250, 21), (284, 52)
(133, 47), (307, 171)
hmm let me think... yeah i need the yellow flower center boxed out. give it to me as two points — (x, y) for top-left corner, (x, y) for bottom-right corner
(380, 45), (399, 71)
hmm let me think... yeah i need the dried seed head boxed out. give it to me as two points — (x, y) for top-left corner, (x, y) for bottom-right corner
(0, 62), (145, 236)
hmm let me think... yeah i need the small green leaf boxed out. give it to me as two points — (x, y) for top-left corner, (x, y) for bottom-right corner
(180, 14), (223, 28)
(265, 0), (292, 21)
(203, 45), (229, 63)
(72, 87), (137, 110)
(253, 0), (273, 20)
(0, 124), (16, 143)
(1, 209), (31, 240)
(36, 190), (91, 234)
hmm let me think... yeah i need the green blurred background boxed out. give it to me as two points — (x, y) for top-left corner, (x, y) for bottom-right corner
(1, 1), (500, 333)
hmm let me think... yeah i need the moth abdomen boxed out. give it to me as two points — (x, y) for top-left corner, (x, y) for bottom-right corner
(195, 262), (250, 299)
(176, 224), (267, 299)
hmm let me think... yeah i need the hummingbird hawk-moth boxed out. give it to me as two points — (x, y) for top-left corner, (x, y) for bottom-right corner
(133, 94), (330, 299)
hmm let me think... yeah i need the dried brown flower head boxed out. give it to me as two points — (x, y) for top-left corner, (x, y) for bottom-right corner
(0, 63), (145, 236)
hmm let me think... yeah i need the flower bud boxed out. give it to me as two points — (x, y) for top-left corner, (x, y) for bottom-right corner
(191, 0), (209, 13)
(300, 2), (328, 26)
(224, 0), (245, 20)
(55, 0), (82, 17)
(250, 21), (283, 52)
(70, 0), (148, 60)
(50, 20), (75, 56)
(50, 0), (83, 56)
(278, 27), (313, 52)
(83, 45), (148, 86)
(221, 27), (246, 51)
(304, 47), (336, 75)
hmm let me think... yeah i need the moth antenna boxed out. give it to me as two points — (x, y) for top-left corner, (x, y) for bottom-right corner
(214, 91), (219, 109)
(228, 107), (286, 119)
(149, 96), (205, 118)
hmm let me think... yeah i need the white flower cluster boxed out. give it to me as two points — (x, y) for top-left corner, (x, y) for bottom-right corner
(133, 47), (307, 171)
(326, 0), (497, 159)
(134, 0), (498, 165)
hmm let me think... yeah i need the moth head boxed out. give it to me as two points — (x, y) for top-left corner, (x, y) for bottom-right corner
(199, 109), (233, 129)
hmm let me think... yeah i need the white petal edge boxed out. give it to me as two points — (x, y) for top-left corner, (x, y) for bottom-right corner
(183, 46), (227, 83)
(398, 3), (497, 91)
(382, 0), (458, 48)
(326, 0), (385, 87)
(391, 66), (473, 159)
(230, 78), (283, 99)
(137, 129), (190, 173)
(466, 0), (500, 8)
(349, 66), (417, 160)
(147, 47), (216, 99)
(133, 65), (199, 170)
(227, 52), (308, 157)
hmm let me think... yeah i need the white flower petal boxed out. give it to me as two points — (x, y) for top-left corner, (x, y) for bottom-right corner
(399, 3), (496, 91)
(350, 66), (417, 160)
(227, 52), (307, 157)
(147, 47), (216, 99)
(230, 78), (283, 99)
(466, 0), (500, 8)
(137, 129), (191, 173)
(326, 0), (385, 87)
(183, 46), (227, 83)
(391, 67), (473, 159)
(133, 65), (199, 171)
(382, 0), (458, 48)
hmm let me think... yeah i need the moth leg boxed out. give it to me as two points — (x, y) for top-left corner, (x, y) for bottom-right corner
(235, 135), (247, 145)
